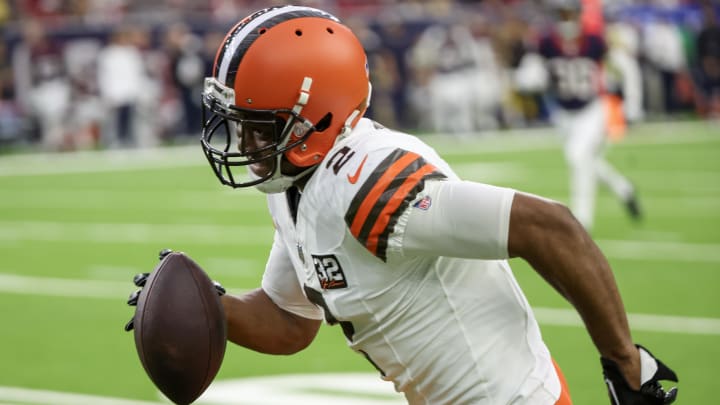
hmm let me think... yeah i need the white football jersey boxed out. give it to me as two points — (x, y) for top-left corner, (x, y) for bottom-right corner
(261, 118), (561, 404)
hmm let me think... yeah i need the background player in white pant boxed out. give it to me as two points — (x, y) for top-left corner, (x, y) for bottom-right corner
(514, 0), (642, 230)
(128, 5), (678, 404)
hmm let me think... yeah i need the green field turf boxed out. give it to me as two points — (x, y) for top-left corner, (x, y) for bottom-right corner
(0, 119), (717, 404)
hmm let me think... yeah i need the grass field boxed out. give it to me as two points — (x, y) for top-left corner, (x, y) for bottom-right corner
(0, 119), (717, 404)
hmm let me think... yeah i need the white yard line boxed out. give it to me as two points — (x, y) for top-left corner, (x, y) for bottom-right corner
(0, 146), (205, 177)
(0, 376), (404, 405)
(2, 221), (718, 262)
(596, 239), (720, 263)
(0, 273), (247, 299)
(0, 273), (148, 299)
(1, 273), (718, 335)
(533, 307), (720, 336)
(0, 387), (165, 405)
(0, 188), (261, 201)
(0, 221), (273, 245)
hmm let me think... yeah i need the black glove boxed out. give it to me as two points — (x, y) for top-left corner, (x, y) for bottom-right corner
(602, 344), (678, 405)
(124, 248), (226, 331)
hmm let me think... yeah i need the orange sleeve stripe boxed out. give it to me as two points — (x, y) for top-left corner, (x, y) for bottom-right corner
(364, 163), (438, 255)
(349, 151), (420, 237)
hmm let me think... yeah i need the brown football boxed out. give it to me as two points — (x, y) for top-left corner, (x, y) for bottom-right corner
(133, 252), (226, 405)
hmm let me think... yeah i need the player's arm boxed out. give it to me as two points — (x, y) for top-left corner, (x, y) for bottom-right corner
(404, 181), (635, 377)
(508, 192), (678, 403)
(221, 289), (321, 355)
(222, 230), (323, 355)
(125, 247), (321, 355)
(401, 180), (677, 403)
(506, 192), (639, 380)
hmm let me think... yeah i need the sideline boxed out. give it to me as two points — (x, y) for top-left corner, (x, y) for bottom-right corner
(0, 120), (717, 177)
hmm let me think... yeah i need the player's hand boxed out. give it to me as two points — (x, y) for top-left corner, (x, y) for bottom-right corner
(124, 248), (226, 332)
(601, 344), (678, 405)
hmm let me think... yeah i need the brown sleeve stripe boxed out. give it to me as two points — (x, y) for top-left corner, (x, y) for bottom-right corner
(366, 164), (441, 259)
(346, 150), (419, 238)
(345, 149), (446, 261)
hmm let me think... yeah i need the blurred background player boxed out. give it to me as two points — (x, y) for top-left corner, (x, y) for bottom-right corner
(96, 24), (156, 148)
(11, 19), (70, 150)
(513, 0), (642, 231)
(692, 0), (720, 119)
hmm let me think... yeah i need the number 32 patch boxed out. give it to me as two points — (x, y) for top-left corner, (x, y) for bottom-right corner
(312, 254), (347, 290)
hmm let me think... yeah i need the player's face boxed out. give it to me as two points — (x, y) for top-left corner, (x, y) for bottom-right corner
(236, 121), (276, 178)
(234, 120), (306, 178)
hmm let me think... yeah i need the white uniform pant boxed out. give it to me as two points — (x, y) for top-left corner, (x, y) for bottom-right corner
(553, 99), (634, 229)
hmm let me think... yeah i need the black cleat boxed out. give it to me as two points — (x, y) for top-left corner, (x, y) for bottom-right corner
(625, 192), (642, 221)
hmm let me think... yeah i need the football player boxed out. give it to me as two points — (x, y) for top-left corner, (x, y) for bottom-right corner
(133, 5), (678, 404)
(513, 0), (642, 230)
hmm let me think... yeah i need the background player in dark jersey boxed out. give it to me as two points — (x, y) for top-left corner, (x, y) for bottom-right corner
(514, 0), (642, 231)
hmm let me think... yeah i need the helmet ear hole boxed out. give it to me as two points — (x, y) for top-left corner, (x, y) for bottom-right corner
(314, 113), (332, 132)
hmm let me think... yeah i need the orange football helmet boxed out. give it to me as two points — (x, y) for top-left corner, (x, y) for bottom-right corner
(201, 5), (371, 192)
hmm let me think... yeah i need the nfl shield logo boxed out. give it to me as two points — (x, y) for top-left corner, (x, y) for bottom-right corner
(413, 196), (432, 210)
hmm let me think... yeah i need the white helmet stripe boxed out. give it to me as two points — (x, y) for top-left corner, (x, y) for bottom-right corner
(217, 5), (337, 86)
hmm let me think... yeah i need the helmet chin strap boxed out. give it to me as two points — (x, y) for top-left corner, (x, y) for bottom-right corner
(250, 154), (317, 194)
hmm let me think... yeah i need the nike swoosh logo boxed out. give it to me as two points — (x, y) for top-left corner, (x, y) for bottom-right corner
(347, 154), (368, 184)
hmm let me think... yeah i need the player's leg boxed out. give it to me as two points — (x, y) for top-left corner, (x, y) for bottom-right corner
(563, 100), (605, 230)
(595, 158), (642, 220)
(596, 101), (642, 221)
